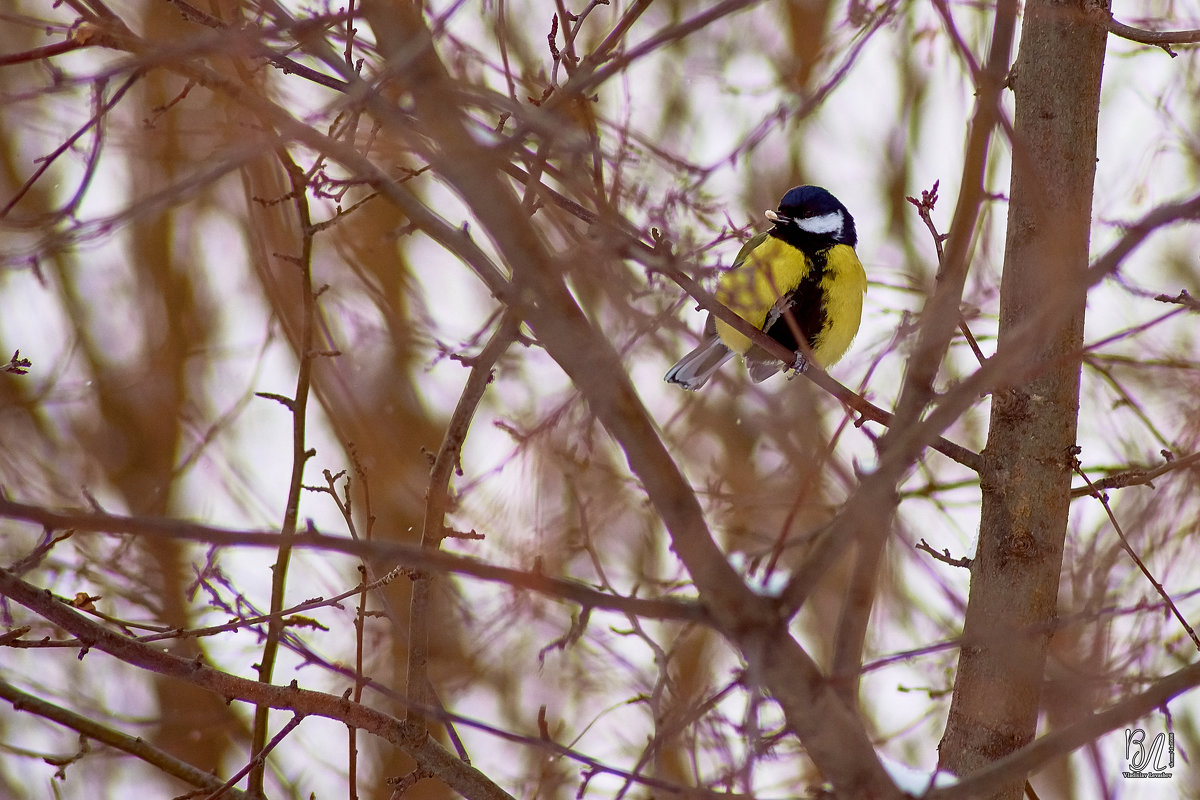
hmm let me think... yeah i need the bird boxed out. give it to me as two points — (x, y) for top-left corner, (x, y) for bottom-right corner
(664, 185), (866, 390)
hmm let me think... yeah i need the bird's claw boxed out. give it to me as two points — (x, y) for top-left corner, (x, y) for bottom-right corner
(785, 352), (809, 380)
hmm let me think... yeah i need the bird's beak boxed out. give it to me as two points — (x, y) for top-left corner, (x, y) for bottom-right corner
(765, 210), (791, 224)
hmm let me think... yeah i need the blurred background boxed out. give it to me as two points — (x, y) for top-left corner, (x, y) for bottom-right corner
(1, 0), (1198, 797)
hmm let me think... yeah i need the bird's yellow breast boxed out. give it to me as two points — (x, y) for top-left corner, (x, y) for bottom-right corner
(714, 235), (807, 339)
(713, 238), (866, 367)
(814, 243), (868, 366)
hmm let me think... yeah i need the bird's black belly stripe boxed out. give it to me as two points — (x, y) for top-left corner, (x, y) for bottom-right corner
(762, 248), (829, 353)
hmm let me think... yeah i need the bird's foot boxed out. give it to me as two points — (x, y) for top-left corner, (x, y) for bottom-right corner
(785, 353), (809, 380)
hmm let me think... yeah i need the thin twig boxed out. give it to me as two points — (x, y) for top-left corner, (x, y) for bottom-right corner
(1154, 288), (1199, 310)
(0, 679), (249, 799)
(915, 538), (972, 569)
(0, 493), (708, 624)
(202, 714), (304, 800)
(1070, 450), (1200, 497)
(2, 350), (32, 375)
(905, 180), (987, 366)
(1, 72), (140, 220)
(0, 565), (736, 800)
(1095, 8), (1200, 57)
(248, 151), (318, 796)
(1072, 454), (1200, 651)
(407, 313), (519, 728)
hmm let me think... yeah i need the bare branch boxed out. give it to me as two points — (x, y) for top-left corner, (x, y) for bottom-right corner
(0, 567), (516, 800)
(0, 494), (707, 624)
(0, 679), (249, 799)
(1095, 8), (1200, 56)
(915, 539), (972, 569)
(930, 660), (1200, 800)
(1072, 455), (1200, 651)
(407, 313), (518, 728)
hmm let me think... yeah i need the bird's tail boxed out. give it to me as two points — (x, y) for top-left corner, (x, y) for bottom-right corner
(664, 334), (734, 391)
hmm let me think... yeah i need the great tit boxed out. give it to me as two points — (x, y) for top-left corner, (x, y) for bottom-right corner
(664, 185), (866, 390)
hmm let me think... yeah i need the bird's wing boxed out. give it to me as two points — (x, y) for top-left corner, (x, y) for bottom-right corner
(731, 230), (771, 269)
(743, 295), (798, 383)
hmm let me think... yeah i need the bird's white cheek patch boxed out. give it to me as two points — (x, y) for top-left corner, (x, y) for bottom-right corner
(797, 210), (843, 237)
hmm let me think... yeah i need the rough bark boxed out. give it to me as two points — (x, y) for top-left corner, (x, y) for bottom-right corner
(938, 1), (1109, 796)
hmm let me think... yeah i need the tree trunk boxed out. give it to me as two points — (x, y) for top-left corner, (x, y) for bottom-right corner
(938, 1), (1108, 797)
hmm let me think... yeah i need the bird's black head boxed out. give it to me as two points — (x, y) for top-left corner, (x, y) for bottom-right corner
(768, 185), (857, 248)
